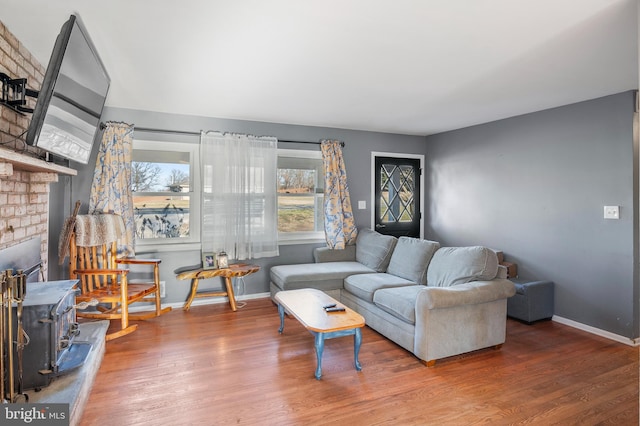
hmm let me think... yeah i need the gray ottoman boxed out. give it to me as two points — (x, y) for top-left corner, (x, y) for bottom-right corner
(507, 280), (554, 324)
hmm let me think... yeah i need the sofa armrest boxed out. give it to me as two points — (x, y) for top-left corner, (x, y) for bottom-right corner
(313, 245), (357, 263)
(416, 279), (516, 310)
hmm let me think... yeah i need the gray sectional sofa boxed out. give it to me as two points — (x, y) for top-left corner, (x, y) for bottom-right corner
(270, 229), (516, 366)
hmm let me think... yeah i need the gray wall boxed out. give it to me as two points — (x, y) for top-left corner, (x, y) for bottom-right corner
(424, 91), (638, 339)
(48, 93), (639, 339)
(48, 107), (426, 304)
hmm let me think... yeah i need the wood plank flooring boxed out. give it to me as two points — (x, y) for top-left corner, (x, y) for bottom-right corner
(79, 298), (639, 425)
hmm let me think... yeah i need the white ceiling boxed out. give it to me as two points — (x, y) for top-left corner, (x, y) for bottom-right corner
(1, 0), (638, 136)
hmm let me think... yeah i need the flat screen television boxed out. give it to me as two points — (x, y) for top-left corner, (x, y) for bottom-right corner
(26, 14), (110, 164)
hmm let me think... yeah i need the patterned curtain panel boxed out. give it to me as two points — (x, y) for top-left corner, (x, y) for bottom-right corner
(321, 140), (357, 249)
(200, 131), (279, 260)
(88, 121), (136, 257)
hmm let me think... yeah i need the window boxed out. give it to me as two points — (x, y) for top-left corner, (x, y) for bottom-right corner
(132, 140), (200, 248)
(201, 132), (279, 259)
(277, 149), (324, 243)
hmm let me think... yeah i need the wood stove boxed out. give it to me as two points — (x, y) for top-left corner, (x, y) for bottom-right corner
(1, 238), (92, 400)
(10, 280), (92, 392)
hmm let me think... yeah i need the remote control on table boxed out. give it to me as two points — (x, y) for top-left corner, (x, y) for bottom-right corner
(325, 307), (346, 313)
(323, 303), (337, 309)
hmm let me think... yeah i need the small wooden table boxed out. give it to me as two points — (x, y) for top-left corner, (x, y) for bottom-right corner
(274, 288), (365, 379)
(175, 263), (260, 311)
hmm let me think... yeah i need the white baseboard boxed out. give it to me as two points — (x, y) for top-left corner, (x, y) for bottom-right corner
(552, 315), (639, 347)
(128, 292), (271, 313)
(167, 291), (271, 310)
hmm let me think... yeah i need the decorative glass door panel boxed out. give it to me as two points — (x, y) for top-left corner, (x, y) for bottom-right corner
(374, 156), (420, 237)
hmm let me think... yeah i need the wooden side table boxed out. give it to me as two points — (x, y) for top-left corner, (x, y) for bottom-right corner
(175, 263), (260, 311)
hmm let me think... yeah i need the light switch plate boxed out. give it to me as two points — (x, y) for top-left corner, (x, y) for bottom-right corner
(358, 200), (366, 210)
(604, 206), (619, 219)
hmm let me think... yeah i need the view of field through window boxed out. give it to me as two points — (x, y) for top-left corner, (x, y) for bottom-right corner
(131, 148), (324, 242)
(132, 149), (191, 240)
(277, 167), (323, 233)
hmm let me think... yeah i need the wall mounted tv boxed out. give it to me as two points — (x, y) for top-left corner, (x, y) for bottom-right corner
(26, 14), (110, 164)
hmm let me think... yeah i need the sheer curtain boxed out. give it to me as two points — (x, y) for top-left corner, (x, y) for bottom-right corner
(200, 131), (279, 260)
(321, 140), (357, 249)
(89, 121), (136, 257)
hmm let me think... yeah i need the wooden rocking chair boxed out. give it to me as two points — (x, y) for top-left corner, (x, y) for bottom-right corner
(68, 214), (171, 341)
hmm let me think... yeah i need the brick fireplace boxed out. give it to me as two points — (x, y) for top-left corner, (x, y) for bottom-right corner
(0, 169), (58, 279)
(0, 19), (106, 426)
(0, 19), (75, 272)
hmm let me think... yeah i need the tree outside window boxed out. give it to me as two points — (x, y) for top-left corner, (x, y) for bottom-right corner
(277, 149), (324, 242)
(131, 141), (199, 245)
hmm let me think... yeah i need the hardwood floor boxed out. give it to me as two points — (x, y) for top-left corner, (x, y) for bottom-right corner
(79, 298), (639, 425)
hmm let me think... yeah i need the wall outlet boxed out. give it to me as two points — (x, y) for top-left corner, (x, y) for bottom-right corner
(604, 206), (619, 220)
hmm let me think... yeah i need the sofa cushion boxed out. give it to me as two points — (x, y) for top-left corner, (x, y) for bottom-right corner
(344, 273), (416, 303)
(373, 285), (425, 324)
(355, 229), (397, 272)
(426, 246), (499, 287)
(270, 262), (374, 292)
(314, 245), (356, 263)
(387, 237), (440, 284)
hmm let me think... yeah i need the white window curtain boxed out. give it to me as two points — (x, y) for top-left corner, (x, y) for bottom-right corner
(200, 131), (279, 260)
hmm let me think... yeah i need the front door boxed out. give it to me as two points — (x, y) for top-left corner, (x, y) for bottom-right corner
(374, 156), (421, 238)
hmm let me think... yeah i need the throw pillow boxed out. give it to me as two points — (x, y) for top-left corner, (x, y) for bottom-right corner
(355, 228), (398, 272)
(426, 246), (499, 287)
(386, 237), (440, 284)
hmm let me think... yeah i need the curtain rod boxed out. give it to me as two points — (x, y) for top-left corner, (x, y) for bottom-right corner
(279, 139), (344, 147)
(134, 126), (200, 136)
(101, 123), (344, 146)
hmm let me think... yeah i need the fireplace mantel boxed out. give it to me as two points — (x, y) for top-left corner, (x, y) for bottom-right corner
(0, 146), (77, 176)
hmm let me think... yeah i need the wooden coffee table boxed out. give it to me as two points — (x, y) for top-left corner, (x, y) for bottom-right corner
(274, 288), (365, 379)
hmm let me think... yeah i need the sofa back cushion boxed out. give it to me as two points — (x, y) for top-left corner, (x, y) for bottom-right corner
(313, 245), (357, 263)
(427, 246), (499, 287)
(386, 237), (440, 284)
(355, 228), (398, 272)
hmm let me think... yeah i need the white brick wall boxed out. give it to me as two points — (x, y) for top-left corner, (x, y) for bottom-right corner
(0, 20), (51, 279)
(0, 171), (52, 278)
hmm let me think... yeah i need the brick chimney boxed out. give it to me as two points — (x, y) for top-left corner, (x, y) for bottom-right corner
(0, 20), (73, 280)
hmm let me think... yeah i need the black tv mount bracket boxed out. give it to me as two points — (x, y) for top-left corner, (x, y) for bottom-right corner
(0, 72), (39, 114)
